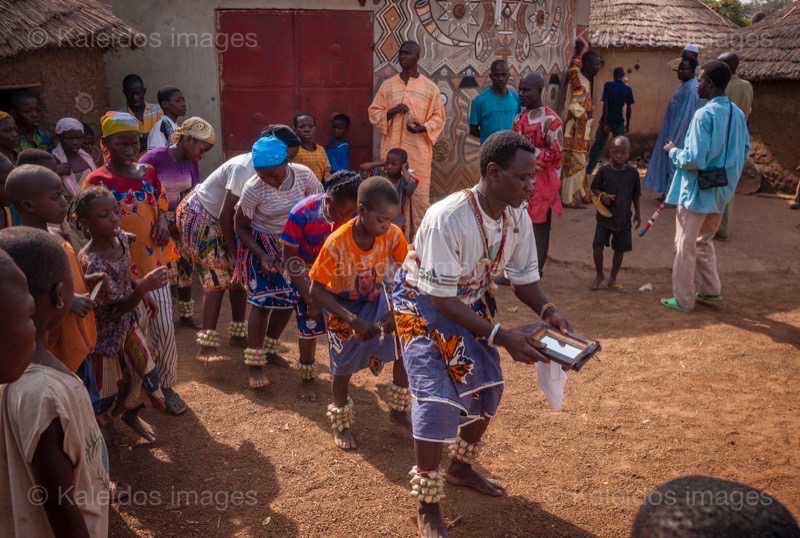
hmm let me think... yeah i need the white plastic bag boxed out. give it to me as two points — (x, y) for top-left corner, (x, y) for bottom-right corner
(536, 361), (568, 411)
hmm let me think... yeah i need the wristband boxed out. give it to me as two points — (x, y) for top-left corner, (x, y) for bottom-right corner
(487, 323), (501, 348)
(539, 302), (556, 319)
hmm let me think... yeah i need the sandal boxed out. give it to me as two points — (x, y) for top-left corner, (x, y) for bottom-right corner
(165, 394), (188, 416)
(695, 293), (722, 303)
(608, 284), (626, 293)
(660, 297), (692, 313)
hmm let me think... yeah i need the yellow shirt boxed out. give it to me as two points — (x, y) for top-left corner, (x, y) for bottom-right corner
(292, 145), (331, 181)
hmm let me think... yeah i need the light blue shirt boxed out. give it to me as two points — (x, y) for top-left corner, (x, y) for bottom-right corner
(666, 96), (750, 214)
(469, 87), (521, 144)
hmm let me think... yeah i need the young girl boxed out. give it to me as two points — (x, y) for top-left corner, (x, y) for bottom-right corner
(76, 187), (170, 442)
(291, 112), (331, 181)
(309, 176), (412, 450)
(0, 227), (109, 537)
(281, 170), (362, 400)
(234, 135), (323, 389)
(53, 118), (97, 249)
(140, 116), (216, 329)
(83, 111), (185, 416)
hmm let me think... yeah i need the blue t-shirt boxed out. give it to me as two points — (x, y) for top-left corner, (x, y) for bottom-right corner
(469, 87), (521, 144)
(602, 80), (635, 128)
(326, 140), (350, 173)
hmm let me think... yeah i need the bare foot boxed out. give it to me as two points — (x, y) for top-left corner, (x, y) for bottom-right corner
(606, 275), (617, 289)
(100, 422), (119, 447)
(418, 502), (450, 538)
(229, 335), (248, 349)
(122, 410), (156, 442)
(248, 365), (270, 389)
(195, 345), (231, 364)
(591, 274), (605, 290)
(334, 428), (357, 450)
(266, 353), (290, 368)
(179, 316), (202, 330)
(299, 380), (317, 402)
(446, 460), (506, 496)
(389, 409), (413, 432)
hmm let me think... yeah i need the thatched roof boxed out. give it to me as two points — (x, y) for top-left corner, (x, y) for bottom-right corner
(711, 2), (800, 82)
(0, 0), (142, 59)
(589, 0), (737, 50)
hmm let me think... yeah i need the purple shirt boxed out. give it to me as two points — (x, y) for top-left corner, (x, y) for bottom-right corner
(139, 146), (200, 210)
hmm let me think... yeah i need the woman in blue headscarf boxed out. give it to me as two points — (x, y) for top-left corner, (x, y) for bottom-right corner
(233, 136), (324, 389)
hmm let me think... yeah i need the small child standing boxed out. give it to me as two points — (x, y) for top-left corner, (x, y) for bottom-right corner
(309, 177), (412, 451)
(75, 187), (169, 442)
(0, 227), (109, 537)
(9, 90), (53, 153)
(292, 112), (331, 181)
(590, 136), (641, 292)
(147, 86), (187, 150)
(326, 113), (351, 173)
(360, 148), (418, 238)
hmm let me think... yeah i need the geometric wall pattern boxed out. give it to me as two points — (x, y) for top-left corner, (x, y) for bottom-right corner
(374, 0), (576, 198)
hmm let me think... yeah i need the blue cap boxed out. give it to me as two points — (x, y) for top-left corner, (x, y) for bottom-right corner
(251, 135), (288, 168)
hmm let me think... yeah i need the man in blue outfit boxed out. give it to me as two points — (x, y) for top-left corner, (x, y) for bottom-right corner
(660, 61), (750, 313)
(469, 60), (521, 144)
(586, 67), (635, 175)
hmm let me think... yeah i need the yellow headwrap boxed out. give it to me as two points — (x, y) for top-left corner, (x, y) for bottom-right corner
(0, 111), (12, 122)
(172, 117), (216, 145)
(100, 111), (139, 138)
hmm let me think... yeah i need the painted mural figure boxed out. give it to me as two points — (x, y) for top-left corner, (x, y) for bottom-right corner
(560, 41), (602, 208)
(368, 41), (446, 236)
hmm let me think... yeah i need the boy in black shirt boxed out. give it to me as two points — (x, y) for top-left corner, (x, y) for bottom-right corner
(590, 136), (641, 291)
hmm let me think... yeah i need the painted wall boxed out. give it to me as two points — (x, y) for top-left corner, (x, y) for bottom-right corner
(103, 0), (579, 191)
(0, 47), (110, 139)
(591, 48), (682, 157)
(749, 82), (800, 194)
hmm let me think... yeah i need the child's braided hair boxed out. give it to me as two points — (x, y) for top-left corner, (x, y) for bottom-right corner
(73, 185), (115, 223)
(323, 170), (362, 202)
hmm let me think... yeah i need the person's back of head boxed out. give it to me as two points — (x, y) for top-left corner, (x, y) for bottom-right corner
(613, 67), (625, 80)
(631, 476), (800, 538)
(16, 149), (57, 171)
(701, 61), (732, 92)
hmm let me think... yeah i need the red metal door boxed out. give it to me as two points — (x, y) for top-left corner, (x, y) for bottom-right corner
(218, 9), (373, 167)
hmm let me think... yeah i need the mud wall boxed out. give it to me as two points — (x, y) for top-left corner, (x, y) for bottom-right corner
(749, 82), (799, 193)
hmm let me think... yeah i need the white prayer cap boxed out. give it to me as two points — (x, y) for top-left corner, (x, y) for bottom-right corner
(683, 44), (700, 53)
(55, 118), (84, 134)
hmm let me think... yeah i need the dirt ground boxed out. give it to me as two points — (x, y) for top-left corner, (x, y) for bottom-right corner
(108, 191), (800, 537)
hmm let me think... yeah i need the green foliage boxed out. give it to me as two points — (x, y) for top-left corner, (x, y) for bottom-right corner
(703, 0), (752, 27)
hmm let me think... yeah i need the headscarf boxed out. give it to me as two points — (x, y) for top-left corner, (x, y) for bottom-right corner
(261, 124), (301, 148)
(0, 111), (11, 122)
(100, 111), (139, 138)
(251, 135), (288, 168)
(55, 118), (84, 135)
(172, 116), (216, 145)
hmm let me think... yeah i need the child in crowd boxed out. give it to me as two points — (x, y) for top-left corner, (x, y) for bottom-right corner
(140, 117), (216, 329)
(360, 148), (418, 238)
(590, 136), (641, 292)
(0, 155), (17, 229)
(292, 112), (331, 181)
(281, 170), (363, 401)
(147, 87), (187, 150)
(9, 90), (53, 153)
(4, 165), (103, 378)
(0, 247), (36, 384)
(234, 135), (323, 389)
(309, 176), (411, 450)
(82, 122), (103, 167)
(75, 187), (169, 443)
(53, 119), (98, 248)
(0, 227), (109, 538)
(0, 111), (20, 162)
(84, 111), (185, 416)
(326, 113), (351, 173)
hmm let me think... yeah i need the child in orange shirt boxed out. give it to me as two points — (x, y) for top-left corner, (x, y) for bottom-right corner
(309, 177), (411, 450)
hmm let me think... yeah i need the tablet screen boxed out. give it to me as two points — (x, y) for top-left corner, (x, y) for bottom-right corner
(541, 335), (582, 360)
